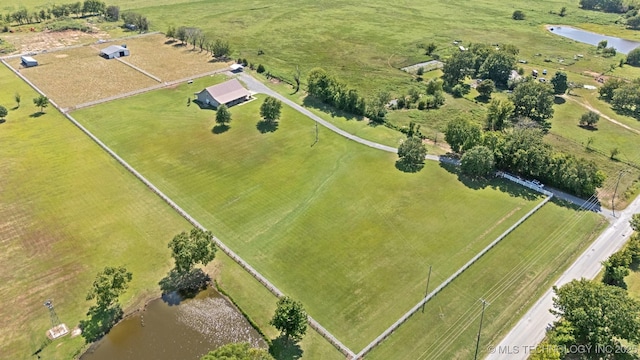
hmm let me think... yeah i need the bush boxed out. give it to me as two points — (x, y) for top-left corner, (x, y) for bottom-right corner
(417, 100), (426, 110)
(512, 10), (525, 20)
(451, 83), (470, 97)
(256, 64), (265, 73)
(627, 47), (640, 66)
(602, 47), (617, 57)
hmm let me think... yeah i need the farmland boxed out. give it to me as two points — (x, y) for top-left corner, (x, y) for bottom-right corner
(2, 0), (639, 358)
(71, 77), (602, 352)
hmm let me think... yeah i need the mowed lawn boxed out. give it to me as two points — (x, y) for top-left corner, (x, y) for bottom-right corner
(5, 45), (158, 109)
(0, 65), (188, 359)
(369, 201), (604, 359)
(73, 76), (543, 350)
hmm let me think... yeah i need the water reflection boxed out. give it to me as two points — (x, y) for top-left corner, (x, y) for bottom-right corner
(548, 25), (640, 54)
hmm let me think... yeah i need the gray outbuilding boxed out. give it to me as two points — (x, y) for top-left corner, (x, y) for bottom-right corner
(100, 45), (130, 59)
(21, 56), (38, 67)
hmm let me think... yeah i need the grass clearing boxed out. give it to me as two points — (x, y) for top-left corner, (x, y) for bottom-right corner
(0, 64), (189, 359)
(5, 45), (157, 108)
(74, 77), (554, 350)
(368, 200), (605, 359)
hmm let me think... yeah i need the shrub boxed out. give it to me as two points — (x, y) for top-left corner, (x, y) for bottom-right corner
(627, 47), (640, 66)
(256, 64), (265, 73)
(417, 100), (426, 110)
(512, 10), (525, 20)
(602, 47), (617, 57)
(451, 83), (470, 97)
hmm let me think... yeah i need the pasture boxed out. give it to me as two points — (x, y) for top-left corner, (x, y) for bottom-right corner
(0, 64), (188, 359)
(71, 76), (598, 351)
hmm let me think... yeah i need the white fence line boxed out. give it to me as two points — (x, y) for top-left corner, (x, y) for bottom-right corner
(355, 193), (554, 359)
(496, 171), (553, 197)
(1, 59), (356, 359)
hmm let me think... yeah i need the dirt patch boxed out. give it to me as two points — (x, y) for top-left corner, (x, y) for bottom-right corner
(2, 29), (109, 54)
(55, 54), (69, 58)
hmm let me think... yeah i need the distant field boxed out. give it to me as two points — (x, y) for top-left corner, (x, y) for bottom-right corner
(73, 77), (565, 350)
(117, 34), (230, 82)
(5, 45), (157, 108)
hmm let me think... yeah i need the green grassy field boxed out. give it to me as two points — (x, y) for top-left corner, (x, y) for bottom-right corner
(72, 76), (582, 351)
(0, 64), (189, 359)
(368, 200), (605, 359)
(0, 65), (339, 360)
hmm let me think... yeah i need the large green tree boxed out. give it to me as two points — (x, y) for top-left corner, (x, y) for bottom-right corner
(33, 95), (49, 113)
(397, 137), (427, 171)
(270, 297), (307, 342)
(551, 279), (640, 350)
(442, 50), (475, 86)
(550, 71), (568, 94)
(579, 111), (599, 128)
(215, 104), (231, 125)
(168, 228), (217, 273)
(201, 342), (274, 360)
(260, 96), (282, 123)
(485, 99), (514, 131)
(86, 266), (133, 309)
(478, 51), (515, 87)
(631, 213), (640, 232)
(444, 117), (482, 153)
(476, 79), (495, 99)
(511, 80), (554, 123)
(627, 47), (640, 66)
(461, 145), (495, 178)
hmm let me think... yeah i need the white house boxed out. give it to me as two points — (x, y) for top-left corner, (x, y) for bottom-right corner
(100, 45), (130, 59)
(21, 56), (38, 67)
(195, 79), (251, 108)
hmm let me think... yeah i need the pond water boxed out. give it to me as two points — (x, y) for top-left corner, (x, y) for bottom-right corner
(80, 288), (266, 360)
(547, 25), (640, 54)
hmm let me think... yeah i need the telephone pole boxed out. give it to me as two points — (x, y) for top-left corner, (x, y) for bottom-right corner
(422, 265), (432, 313)
(474, 299), (488, 360)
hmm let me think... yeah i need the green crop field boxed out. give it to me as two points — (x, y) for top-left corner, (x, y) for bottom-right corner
(71, 75), (597, 351)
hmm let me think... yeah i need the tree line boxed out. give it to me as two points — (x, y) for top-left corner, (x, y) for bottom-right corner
(579, 0), (628, 13)
(165, 26), (231, 59)
(1, 0), (119, 26)
(442, 42), (519, 90)
(306, 67), (367, 117)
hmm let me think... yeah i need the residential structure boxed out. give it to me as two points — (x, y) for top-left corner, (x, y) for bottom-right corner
(195, 79), (251, 108)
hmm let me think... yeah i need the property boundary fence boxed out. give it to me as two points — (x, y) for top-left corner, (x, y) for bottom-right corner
(355, 193), (553, 359)
(1, 59), (357, 359)
(496, 171), (553, 196)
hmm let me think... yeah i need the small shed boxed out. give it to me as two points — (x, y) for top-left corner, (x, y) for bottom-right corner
(100, 45), (130, 59)
(195, 79), (251, 108)
(21, 56), (38, 67)
(230, 63), (244, 73)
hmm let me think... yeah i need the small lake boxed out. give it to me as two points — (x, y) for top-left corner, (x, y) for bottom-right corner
(547, 25), (640, 54)
(80, 288), (267, 360)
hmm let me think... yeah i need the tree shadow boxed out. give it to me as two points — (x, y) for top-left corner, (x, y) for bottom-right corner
(257, 120), (278, 133)
(301, 96), (362, 121)
(395, 159), (425, 173)
(10, 105), (19, 110)
(30, 112), (44, 118)
(438, 162), (540, 200)
(612, 107), (640, 121)
(0, 119), (5, 124)
(553, 96), (566, 105)
(79, 305), (123, 343)
(164, 39), (177, 45)
(212, 124), (230, 134)
(474, 95), (490, 103)
(578, 124), (598, 131)
(269, 335), (303, 360)
(158, 268), (210, 305)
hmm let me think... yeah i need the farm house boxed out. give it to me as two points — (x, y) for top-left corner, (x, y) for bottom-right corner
(100, 45), (130, 59)
(195, 79), (251, 108)
(21, 56), (38, 67)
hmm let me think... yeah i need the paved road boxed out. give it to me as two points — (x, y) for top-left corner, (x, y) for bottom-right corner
(485, 194), (640, 360)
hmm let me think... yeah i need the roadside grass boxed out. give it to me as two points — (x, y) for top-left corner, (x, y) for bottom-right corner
(627, 260), (640, 301)
(72, 77), (543, 350)
(118, 33), (230, 81)
(5, 45), (157, 108)
(368, 200), (605, 360)
(0, 65), (189, 359)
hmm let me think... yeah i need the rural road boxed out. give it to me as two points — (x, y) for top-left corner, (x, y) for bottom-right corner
(485, 194), (640, 360)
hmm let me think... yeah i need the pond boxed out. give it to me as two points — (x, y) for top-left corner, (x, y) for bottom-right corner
(547, 25), (640, 54)
(80, 288), (267, 360)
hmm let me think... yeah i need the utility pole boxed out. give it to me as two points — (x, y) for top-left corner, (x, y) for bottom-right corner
(612, 170), (628, 217)
(474, 299), (488, 360)
(311, 122), (319, 147)
(422, 265), (432, 313)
